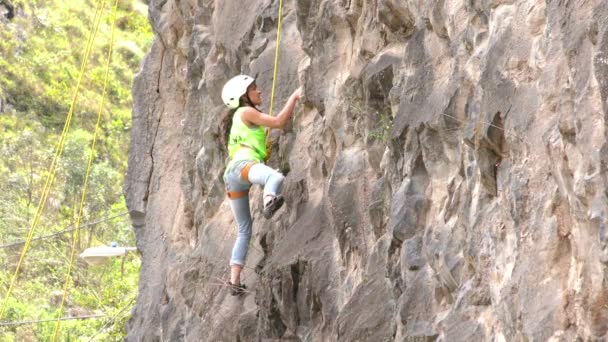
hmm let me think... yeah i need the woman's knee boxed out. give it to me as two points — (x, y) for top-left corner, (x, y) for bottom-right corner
(237, 230), (252, 240)
(237, 219), (252, 236)
(272, 171), (285, 185)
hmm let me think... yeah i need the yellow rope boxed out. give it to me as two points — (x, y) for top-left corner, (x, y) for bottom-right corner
(264, 0), (284, 161)
(0, 0), (107, 319)
(52, 0), (119, 339)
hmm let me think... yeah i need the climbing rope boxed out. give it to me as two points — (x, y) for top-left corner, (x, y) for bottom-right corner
(264, 0), (284, 161)
(52, 0), (119, 339)
(0, 0), (107, 320)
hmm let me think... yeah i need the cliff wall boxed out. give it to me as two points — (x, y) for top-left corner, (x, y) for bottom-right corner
(124, 0), (608, 340)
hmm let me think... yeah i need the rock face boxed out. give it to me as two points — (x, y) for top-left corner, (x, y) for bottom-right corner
(124, 0), (608, 340)
(0, 0), (14, 20)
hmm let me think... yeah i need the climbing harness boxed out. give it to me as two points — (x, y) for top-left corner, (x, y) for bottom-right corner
(240, 161), (256, 183)
(225, 161), (257, 199)
(226, 190), (249, 200)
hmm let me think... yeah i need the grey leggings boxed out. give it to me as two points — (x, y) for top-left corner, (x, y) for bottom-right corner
(223, 160), (284, 266)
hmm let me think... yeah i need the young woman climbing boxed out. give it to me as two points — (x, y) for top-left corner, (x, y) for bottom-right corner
(220, 74), (302, 295)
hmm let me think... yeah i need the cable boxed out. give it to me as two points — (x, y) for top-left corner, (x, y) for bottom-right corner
(87, 295), (136, 342)
(45, 238), (110, 314)
(0, 314), (106, 327)
(0, 212), (129, 249)
(0, 0), (107, 319)
(52, 0), (119, 339)
(440, 106), (523, 142)
(0, 212), (130, 317)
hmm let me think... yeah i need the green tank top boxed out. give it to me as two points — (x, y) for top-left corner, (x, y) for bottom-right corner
(227, 107), (267, 167)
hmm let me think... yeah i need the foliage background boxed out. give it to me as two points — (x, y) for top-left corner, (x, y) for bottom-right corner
(0, 0), (152, 340)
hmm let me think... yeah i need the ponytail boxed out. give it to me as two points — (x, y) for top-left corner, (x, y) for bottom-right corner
(219, 91), (261, 150)
(219, 108), (237, 148)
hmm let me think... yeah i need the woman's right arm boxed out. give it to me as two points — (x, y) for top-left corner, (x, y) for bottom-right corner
(242, 87), (302, 129)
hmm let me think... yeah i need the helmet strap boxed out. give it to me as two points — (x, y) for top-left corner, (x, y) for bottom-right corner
(239, 93), (260, 112)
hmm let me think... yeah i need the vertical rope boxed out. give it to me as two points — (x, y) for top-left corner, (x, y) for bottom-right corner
(51, 0), (119, 339)
(0, 0), (107, 319)
(264, 0), (284, 161)
(267, 0), (284, 117)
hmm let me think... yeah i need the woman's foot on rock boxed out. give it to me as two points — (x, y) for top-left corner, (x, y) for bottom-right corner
(228, 281), (247, 296)
(262, 195), (284, 219)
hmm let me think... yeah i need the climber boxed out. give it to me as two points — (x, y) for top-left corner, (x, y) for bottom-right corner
(220, 74), (302, 296)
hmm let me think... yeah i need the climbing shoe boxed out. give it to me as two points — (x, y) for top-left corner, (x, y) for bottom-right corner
(228, 282), (247, 296)
(262, 195), (284, 219)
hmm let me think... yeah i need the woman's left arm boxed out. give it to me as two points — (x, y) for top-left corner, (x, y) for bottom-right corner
(242, 87), (302, 129)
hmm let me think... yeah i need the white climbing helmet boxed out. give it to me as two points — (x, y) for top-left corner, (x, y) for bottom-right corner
(221, 74), (255, 109)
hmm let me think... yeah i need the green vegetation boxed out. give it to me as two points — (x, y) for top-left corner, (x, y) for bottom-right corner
(346, 98), (394, 144)
(369, 110), (394, 143)
(0, 0), (152, 340)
